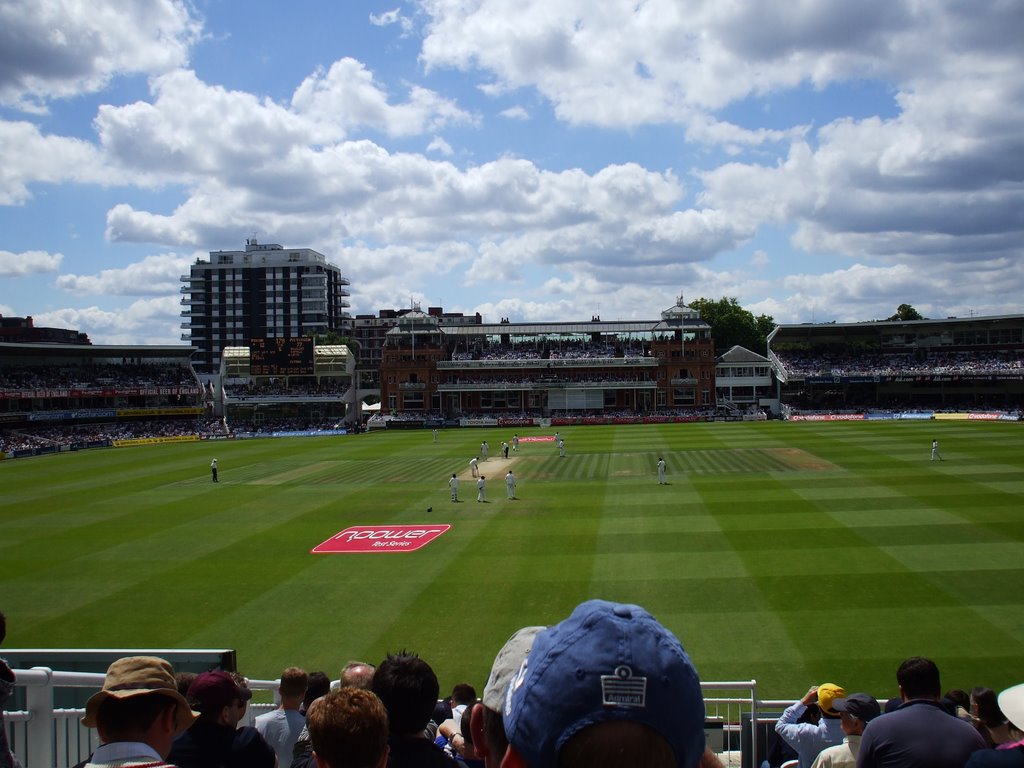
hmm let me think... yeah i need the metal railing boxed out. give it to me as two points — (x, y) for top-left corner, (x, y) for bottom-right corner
(4, 669), (772, 767)
(4, 667), (280, 768)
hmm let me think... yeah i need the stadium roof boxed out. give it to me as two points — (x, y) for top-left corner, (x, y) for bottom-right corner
(718, 345), (769, 363)
(768, 313), (1024, 344)
(222, 345), (351, 360)
(774, 313), (1023, 332)
(0, 342), (195, 359)
(313, 344), (351, 358)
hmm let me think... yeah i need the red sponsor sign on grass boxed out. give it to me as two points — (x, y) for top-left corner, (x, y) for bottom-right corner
(312, 524), (451, 554)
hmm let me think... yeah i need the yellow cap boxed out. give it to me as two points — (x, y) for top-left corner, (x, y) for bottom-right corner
(817, 683), (846, 716)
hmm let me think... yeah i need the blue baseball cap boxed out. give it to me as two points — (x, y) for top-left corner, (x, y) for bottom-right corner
(503, 600), (705, 768)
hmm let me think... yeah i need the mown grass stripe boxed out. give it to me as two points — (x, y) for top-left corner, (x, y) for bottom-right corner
(3, 421), (1024, 698)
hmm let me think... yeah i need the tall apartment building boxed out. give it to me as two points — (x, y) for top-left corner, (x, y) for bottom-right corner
(181, 238), (350, 374)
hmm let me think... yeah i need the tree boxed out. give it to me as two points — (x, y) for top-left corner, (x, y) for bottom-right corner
(688, 297), (775, 354)
(887, 303), (924, 321)
(315, 331), (360, 353)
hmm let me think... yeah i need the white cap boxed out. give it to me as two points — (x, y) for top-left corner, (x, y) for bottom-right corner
(999, 683), (1024, 731)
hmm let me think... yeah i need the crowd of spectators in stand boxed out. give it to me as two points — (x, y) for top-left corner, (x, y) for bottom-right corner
(0, 362), (197, 390)
(0, 419), (226, 454)
(0, 416), (364, 453)
(230, 418), (349, 434)
(549, 407), (717, 419)
(450, 340), (648, 361)
(775, 350), (1024, 378)
(224, 378), (349, 398)
(367, 411), (443, 423)
(444, 373), (656, 386)
(766, 665), (1024, 768)
(367, 408), (720, 424)
(782, 398), (1023, 417)
(47, 600), (1024, 768)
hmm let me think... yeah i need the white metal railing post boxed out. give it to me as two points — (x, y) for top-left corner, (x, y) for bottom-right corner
(749, 680), (758, 768)
(25, 666), (54, 768)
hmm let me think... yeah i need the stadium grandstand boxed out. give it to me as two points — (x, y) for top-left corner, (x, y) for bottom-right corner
(217, 339), (358, 435)
(768, 314), (1024, 415)
(374, 296), (719, 428)
(5, 309), (1024, 457)
(0, 340), (216, 459)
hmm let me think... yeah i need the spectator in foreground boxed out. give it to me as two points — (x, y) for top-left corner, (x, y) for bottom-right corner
(965, 682), (1024, 767)
(175, 671), (197, 699)
(302, 671), (332, 715)
(169, 669), (276, 768)
(437, 710), (484, 768)
(433, 683), (477, 737)
(776, 682), (847, 768)
(810, 693), (880, 767)
(501, 598), (722, 768)
(256, 666), (308, 768)
(339, 661), (376, 690)
(947, 689), (974, 722)
(467, 626), (544, 768)
(972, 686), (1024, 747)
(292, 662), (378, 768)
(371, 651), (455, 768)
(78, 655), (197, 768)
(0, 610), (21, 768)
(306, 687), (390, 768)
(857, 656), (986, 767)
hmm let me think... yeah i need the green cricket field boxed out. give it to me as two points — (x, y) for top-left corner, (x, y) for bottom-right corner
(2, 419), (1023, 699)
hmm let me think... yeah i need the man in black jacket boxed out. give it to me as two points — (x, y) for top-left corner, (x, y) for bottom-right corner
(169, 669), (276, 768)
(372, 652), (455, 768)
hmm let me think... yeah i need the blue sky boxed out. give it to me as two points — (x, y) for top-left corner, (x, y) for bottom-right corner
(1, 0), (1022, 344)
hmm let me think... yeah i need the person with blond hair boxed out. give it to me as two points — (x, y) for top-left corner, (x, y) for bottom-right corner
(256, 666), (309, 768)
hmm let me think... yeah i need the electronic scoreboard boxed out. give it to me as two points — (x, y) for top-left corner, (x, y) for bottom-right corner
(249, 337), (314, 376)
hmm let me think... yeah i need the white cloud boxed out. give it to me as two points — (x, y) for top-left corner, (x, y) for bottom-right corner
(0, 249), (64, 276)
(55, 253), (192, 296)
(464, 247), (522, 285)
(417, 0), (1022, 153)
(0, 121), (110, 204)
(291, 58), (474, 139)
(369, 8), (413, 35)
(337, 242), (470, 286)
(427, 136), (453, 156)
(500, 105), (529, 120)
(96, 70), (311, 181)
(99, 100), (725, 278)
(32, 296), (183, 345)
(92, 62), (474, 194)
(727, 258), (1024, 326)
(698, 97), (1024, 265)
(0, 0), (201, 111)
